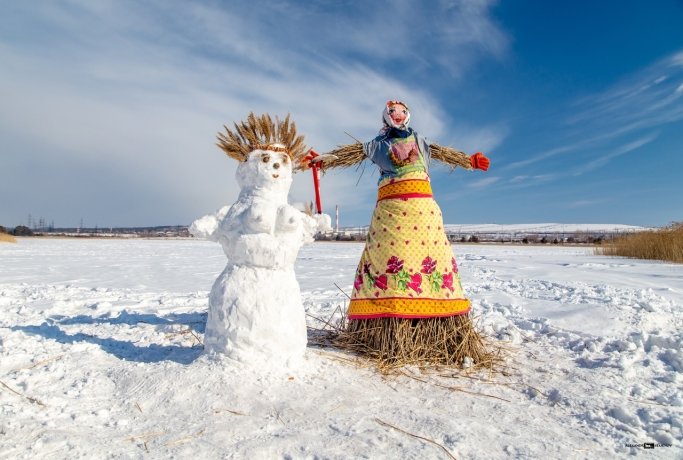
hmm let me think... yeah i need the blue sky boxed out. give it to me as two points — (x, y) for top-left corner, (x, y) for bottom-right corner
(2, 0), (682, 228)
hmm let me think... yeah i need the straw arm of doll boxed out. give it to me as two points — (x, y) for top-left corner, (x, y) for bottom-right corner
(428, 144), (473, 170)
(429, 144), (490, 171)
(313, 142), (365, 170)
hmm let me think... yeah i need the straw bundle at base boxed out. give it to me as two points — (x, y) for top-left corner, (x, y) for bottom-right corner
(336, 314), (498, 370)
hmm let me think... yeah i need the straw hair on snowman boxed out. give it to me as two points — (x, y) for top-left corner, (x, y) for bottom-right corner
(216, 112), (308, 168)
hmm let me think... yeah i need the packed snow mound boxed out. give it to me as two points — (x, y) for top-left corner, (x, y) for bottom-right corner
(191, 148), (330, 367)
(188, 205), (229, 240)
(312, 213), (332, 233)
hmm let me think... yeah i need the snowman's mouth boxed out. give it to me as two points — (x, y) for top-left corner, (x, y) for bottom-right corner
(272, 174), (279, 178)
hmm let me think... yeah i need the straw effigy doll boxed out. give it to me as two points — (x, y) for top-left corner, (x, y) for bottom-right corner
(315, 100), (493, 367)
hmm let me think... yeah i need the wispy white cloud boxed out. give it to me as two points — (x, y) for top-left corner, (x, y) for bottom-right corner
(566, 199), (602, 209)
(672, 51), (683, 66)
(505, 144), (580, 170)
(503, 49), (683, 183)
(566, 53), (683, 134)
(0, 0), (507, 226)
(508, 174), (557, 186)
(467, 176), (500, 188)
(571, 134), (658, 176)
(437, 122), (508, 155)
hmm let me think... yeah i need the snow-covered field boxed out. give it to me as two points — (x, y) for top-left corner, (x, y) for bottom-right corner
(1, 238), (681, 459)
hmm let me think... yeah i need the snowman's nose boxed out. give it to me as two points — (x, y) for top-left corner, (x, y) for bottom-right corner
(273, 163), (280, 169)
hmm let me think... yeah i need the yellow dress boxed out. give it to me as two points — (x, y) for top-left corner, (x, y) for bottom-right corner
(348, 167), (471, 319)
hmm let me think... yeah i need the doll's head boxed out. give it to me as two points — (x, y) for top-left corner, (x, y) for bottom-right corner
(382, 100), (410, 130)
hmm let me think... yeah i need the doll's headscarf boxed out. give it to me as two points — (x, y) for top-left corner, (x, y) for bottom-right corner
(381, 100), (411, 133)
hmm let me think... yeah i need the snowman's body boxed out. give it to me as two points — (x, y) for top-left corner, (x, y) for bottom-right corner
(191, 148), (330, 366)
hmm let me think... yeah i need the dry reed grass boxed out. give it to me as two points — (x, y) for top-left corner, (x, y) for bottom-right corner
(0, 232), (17, 243)
(0, 379), (45, 406)
(596, 222), (683, 263)
(429, 144), (473, 170)
(375, 418), (457, 459)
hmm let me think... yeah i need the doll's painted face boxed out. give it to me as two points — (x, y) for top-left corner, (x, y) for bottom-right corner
(387, 103), (408, 125)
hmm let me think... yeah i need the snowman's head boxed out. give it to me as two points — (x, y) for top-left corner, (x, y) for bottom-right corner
(236, 145), (293, 194)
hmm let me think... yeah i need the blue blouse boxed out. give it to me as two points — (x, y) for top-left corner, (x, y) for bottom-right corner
(363, 127), (431, 180)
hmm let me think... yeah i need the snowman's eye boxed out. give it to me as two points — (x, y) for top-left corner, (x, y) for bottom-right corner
(262, 154), (270, 163)
(282, 155), (289, 164)
(388, 108), (396, 114)
(402, 110), (407, 115)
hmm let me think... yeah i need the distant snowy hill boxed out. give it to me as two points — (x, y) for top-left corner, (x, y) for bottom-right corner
(443, 223), (650, 234)
(338, 223), (650, 235)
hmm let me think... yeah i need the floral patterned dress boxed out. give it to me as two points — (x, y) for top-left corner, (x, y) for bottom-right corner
(348, 129), (470, 319)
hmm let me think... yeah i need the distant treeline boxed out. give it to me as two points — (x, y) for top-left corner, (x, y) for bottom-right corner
(1, 225), (32, 236)
(1, 225), (190, 238)
(315, 228), (640, 244)
(2, 223), (653, 246)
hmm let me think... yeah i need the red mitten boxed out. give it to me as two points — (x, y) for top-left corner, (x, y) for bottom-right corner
(469, 152), (490, 171)
(300, 149), (319, 170)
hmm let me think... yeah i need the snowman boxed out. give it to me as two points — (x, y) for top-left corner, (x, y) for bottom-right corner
(191, 113), (331, 367)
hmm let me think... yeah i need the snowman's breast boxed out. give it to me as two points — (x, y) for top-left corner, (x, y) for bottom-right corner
(275, 205), (302, 233)
(241, 202), (277, 234)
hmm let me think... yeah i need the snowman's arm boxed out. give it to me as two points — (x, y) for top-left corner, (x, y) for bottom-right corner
(429, 144), (473, 170)
(300, 213), (318, 244)
(189, 205), (232, 241)
(312, 213), (332, 234)
(301, 212), (332, 242)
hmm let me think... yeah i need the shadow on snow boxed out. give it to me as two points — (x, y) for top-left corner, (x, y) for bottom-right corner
(13, 310), (207, 364)
(49, 310), (207, 332)
(13, 310), (335, 364)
